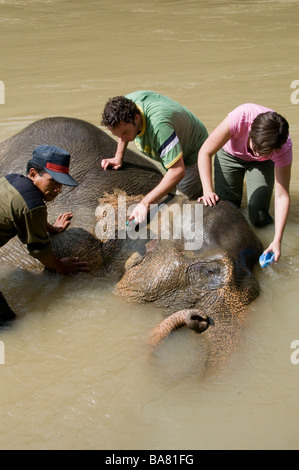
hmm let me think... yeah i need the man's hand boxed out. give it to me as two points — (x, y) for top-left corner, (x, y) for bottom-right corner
(128, 200), (150, 225)
(40, 252), (89, 275)
(47, 212), (73, 234)
(53, 212), (73, 232)
(59, 257), (90, 275)
(101, 155), (123, 171)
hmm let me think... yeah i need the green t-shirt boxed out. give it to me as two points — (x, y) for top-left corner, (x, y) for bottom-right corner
(126, 90), (208, 169)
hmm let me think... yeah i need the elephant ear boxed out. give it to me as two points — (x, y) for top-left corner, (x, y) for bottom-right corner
(185, 250), (232, 291)
(185, 248), (260, 307)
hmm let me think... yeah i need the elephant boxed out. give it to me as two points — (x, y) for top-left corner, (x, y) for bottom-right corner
(0, 116), (263, 370)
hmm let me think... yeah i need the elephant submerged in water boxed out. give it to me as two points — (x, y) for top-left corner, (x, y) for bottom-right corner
(0, 117), (263, 369)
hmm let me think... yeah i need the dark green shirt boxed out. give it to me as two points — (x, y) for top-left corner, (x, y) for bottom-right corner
(0, 174), (53, 260)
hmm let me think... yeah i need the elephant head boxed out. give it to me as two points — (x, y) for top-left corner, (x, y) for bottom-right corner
(116, 199), (262, 368)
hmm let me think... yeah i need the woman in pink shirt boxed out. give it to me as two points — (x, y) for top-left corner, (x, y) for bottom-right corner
(197, 103), (292, 262)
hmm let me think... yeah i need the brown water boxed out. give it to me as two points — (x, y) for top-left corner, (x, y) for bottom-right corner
(1, 0), (299, 450)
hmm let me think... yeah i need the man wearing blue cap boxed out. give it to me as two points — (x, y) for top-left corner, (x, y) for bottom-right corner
(0, 145), (89, 327)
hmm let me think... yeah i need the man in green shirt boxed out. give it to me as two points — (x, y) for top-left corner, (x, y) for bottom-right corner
(0, 145), (89, 327)
(101, 90), (208, 225)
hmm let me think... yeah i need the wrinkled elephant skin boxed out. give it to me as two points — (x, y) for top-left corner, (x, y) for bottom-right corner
(0, 117), (163, 272)
(116, 199), (263, 369)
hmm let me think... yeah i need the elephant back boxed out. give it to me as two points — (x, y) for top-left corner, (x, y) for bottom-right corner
(0, 116), (163, 200)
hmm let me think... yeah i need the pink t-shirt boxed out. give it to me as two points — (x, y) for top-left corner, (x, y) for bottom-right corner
(223, 103), (292, 168)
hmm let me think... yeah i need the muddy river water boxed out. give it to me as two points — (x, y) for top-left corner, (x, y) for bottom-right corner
(0, 0), (299, 450)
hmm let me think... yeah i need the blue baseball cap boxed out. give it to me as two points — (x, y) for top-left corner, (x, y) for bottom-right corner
(31, 145), (78, 186)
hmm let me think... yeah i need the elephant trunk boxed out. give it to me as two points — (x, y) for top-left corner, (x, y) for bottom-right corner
(148, 309), (209, 347)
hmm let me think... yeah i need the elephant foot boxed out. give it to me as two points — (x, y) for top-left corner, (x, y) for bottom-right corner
(148, 309), (209, 347)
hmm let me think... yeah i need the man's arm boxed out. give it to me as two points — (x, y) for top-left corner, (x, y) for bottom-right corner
(24, 208), (89, 274)
(128, 157), (186, 224)
(101, 138), (128, 170)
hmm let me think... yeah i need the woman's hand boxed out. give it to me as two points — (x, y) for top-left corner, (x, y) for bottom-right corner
(263, 240), (281, 263)
(198, 192), (219, 206)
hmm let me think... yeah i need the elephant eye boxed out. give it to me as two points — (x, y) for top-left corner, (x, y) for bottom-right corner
(187, 263), (222, 287)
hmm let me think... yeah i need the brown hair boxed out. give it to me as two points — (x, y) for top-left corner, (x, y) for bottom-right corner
(26, 160), (45, 175)
(101, 96), (140, 128)
(249, 111), (289, 156)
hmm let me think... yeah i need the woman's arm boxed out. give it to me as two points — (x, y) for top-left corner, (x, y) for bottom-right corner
(264, 164), (291, 262)
(197, 116), (232, 206)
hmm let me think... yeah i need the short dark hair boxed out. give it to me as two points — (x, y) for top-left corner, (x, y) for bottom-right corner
(101, 96), (140, 128)
(26, 160), (46, 175)
(249, 111), (289, 156)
